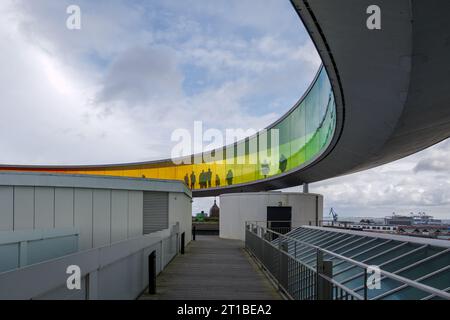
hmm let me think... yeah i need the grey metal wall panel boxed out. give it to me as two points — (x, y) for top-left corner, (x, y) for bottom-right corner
(0, 186), (13, 231)
(128, 191), (143, 237)
(34, 187), (55, 229)
(0, 243), (19, 272)
(0, 229), (79, 273)
(55, 188), (74, 228)
(111, 190), (128, 243)
(93, 189), (111, 247)
(27, 235), (78, 265)
(97, 251), (142, 299)
(0, 178), (179, 253)
(143, 192), (168, 234)
(168, 193), (192, 243)
(14, 187), (34, 230)
(74, 189), (93, 250)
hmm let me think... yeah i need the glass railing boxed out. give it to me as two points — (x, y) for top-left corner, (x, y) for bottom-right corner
(0, 66), (336, 191)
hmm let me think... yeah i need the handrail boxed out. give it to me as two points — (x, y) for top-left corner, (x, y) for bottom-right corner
(246, 221), (450, 300)
(247, 224), (364, 300)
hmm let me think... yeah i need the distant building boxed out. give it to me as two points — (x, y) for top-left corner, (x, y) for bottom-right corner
(397, 225), (449, 239)
(209, 200), (220, 218)
(195, 211), (207, 221)
(385, 213), (442, 226)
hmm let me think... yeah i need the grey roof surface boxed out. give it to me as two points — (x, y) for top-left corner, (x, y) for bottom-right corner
(0, 171), (192, 197)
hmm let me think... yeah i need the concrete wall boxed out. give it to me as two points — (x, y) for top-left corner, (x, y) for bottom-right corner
(0, 173), (192, 252)
(0, 186), (143, 250)
(169, 192), (192, 244)
(0, 226), (179, 300)
(220, 192), (323, 240)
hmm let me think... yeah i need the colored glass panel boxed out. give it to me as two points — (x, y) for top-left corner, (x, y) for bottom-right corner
(0, 67), (337, 191)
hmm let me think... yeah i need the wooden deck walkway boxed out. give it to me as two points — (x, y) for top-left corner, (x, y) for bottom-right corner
(139, 236), (281, 300)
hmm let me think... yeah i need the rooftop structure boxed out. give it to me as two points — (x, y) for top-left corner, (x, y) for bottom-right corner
(385, 213), (443, 226)
(209, 200), (220, 219)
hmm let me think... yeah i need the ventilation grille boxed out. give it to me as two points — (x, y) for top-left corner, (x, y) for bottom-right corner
(143, 192), (168, 234)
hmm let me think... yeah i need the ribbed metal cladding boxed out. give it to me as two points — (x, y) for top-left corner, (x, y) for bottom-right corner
(143, 191), (169, 234)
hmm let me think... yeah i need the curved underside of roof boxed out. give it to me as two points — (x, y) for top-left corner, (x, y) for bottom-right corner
(289, 0), (450, 183)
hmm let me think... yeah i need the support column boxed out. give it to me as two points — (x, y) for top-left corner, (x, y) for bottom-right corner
(303, 183), (309, 193)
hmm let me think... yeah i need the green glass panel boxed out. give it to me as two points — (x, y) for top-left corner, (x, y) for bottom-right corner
(356, 278), (404, 299)
(274, 116), (291, 175)
(289, 103), (306, 168)
(382, 246), (444, 273)
(381, 270), (450, 300)
(351, 241), (403, 262)
(397, 253), (450, 280)
(339, 239), (387, 259)
(305, 84), (320, 161)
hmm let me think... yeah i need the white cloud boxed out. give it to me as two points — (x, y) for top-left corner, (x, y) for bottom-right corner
(97, 46), (184, 105)
(304, 140), (450, 219)
(0, 0), (318, 164)
(0, 1), (163, 165)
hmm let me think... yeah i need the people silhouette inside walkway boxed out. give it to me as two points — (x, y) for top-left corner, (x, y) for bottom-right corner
(184, 173), (189, 187)
(226, 169), (233, 186)
(207, 168), (212, 188)
(190, 171), (196, 189)
(261, 159), (270, 178)
(200, 170), (206, 188)
(279, 154), (287, 173)
(215, 174), (221, 187)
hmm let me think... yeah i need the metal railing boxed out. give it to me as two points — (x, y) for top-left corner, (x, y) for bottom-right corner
(265, 220), (292, 237)
(245, 221), (450, 300)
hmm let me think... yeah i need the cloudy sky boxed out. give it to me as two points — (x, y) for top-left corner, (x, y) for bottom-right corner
(0, 0), (449, 219)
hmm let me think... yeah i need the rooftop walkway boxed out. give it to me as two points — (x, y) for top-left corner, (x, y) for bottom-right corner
(139, 235), (281, 300)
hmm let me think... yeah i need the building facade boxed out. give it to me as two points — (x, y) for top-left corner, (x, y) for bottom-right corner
(0, 172), (192, 253)
(220, 192), (323, 240)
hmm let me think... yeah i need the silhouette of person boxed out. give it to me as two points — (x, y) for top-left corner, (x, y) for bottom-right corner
(215, 174), (221, 187)
(207, 168), (212, 188)
(226, 169), (233, 186)
(200, 170), (206, 188)
(184, 173), (189, 186)
(190, 171), (196, 189)
(261, 159), (270, 178)
(279, 154), (287, 173)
